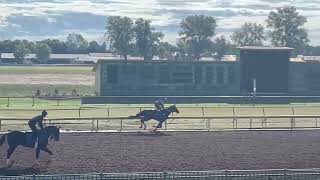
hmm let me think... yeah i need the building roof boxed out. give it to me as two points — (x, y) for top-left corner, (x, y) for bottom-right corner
(239, 46), (294, 51)
(89, 53), (115, 57)
(1, 53), (36, 59)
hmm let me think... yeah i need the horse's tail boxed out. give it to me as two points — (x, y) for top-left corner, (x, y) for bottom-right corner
(0, 134), (6, 146)
(128, 112), (142, 119)
(128, 115), (138, 119)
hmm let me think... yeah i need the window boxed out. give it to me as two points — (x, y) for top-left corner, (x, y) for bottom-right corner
(228, 66), (235, 84)
(107, 65), (118, 84)
(217, 66), (224, 85)
(206, 66), (214, 84)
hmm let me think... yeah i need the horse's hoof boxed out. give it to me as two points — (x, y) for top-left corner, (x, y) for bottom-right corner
(45, 159), (53, 165)
(7, 160), (14, 168)
(34, 160), (40, 166)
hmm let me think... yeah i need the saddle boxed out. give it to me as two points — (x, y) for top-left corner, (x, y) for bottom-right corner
(154, 109), (166, 116)
(25, 132), (37, 148)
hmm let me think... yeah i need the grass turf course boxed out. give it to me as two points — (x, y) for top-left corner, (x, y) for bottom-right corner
(0, 66), (93, 75)
(0, 66), (95, 96)
(0, 84), (95, 97)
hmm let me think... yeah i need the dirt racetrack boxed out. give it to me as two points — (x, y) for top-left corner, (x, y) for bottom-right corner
(1, 131), (320, 176)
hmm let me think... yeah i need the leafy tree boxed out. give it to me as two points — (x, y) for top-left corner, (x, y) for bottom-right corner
(0, 40), (15, 52)
(13, 44), (30, 64)
(41, 39), (67, 54)
(88, 41), (100, 53)
(105, 16), (135, 60)
(266, 6), (309, 53)
(231, 22), (266, 46)
(134, 18), (164, 60)
(157, 42), (178, 60)
(176, 38), (192, 60)
(179, 15), (217, 60)
(66, 33), (89, 53)
(212, 35), (230, 60)
(22, 40), (36, 53)
(304, 45), (320, 56)
(35, 43), (51, 63)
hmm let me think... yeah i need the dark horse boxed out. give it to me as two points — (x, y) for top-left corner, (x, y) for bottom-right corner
(0, 126), (60, 167)
(129, 105), (179, 131)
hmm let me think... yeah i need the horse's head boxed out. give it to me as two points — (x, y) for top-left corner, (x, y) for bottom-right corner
(168, 104), (179, 114)
(45, 126), (60, 141)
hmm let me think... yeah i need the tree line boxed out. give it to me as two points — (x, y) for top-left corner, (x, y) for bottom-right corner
(0, 34), (107, 63)
(106, 6), (316, 61)
(1, 6), (320, 64)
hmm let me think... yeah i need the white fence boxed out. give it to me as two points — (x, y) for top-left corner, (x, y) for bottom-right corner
(1, 114), (320, 132)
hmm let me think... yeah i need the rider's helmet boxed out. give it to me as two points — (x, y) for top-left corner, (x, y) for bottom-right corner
(42, 110), (48, 117)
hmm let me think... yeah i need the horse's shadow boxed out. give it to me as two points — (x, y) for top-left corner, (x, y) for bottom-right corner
(130, 131), (171, 137)
(0, 166), (43, 176)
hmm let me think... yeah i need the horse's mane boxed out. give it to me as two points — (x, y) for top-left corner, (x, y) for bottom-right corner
(44, 126), (59, 131)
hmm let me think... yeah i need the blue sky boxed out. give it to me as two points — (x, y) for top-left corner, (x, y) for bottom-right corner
(0, 0), (319, 45)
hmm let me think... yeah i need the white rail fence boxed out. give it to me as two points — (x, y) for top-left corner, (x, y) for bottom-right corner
(1, 114), (320, 132)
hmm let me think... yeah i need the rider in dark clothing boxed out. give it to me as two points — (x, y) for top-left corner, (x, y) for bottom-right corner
(154, 98), (167, 118)
(28, 110), (47, 139)
(154, 98), (166, 111)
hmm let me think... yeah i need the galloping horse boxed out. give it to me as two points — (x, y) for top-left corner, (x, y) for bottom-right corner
(129, 105), (179, 131)
(0, 126), (60, 167)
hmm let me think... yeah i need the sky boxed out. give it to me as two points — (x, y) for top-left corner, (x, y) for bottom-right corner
(0, 0), (319, 45)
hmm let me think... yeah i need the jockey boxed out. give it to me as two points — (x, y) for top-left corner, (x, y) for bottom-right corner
(154, 98), (166, 111)
(28, 110), (47, 139)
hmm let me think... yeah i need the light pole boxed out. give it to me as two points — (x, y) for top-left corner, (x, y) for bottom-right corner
(253, 78), (256, 97)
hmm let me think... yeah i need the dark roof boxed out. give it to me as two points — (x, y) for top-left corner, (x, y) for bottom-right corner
(239, 46), (294, 51)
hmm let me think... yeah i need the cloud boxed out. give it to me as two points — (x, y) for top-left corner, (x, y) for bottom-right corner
(0, 0), (319, 45)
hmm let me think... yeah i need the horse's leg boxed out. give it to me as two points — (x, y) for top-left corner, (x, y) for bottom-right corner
(40, 146), (53, 155)
(39, 145), (54, 164)
(6, 145), (17, 167)
(143, 121), (147, 130)
(154, 119), (165, 131)
(140, 118), (148, 130)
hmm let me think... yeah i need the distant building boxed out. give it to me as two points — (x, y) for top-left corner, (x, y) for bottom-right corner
(95, 58), (240, 96)
(94, 46), (320, 96)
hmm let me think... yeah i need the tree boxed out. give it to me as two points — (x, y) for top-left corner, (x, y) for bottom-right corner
(88, 41), (100, 53)
(134, 18), (164, 60)
(212, 35), (230, 60)
(0, 40), (15, 52)
(266, 6), (309, 53)
(176, 38), (192, 60)
(105, 16), (135, 60)
(22, 40), (36, 53)
(35, 43), (51, 63)
(13, 44), (30, 64)
(179, 15), (217, 61)
(66, 33), (89, 53)
(41, 39), (67, 54)
(231, 22), (266, 46)
(157, 42), (178, 60)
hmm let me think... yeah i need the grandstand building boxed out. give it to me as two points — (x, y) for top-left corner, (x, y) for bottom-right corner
(95, 47), (320, 96)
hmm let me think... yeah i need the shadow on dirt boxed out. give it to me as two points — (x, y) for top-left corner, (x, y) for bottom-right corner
(0, 166), (44, 176)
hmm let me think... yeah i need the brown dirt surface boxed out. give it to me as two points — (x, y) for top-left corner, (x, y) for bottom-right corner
(0, 74), (94, 85)
(1, 131), (320, 176)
